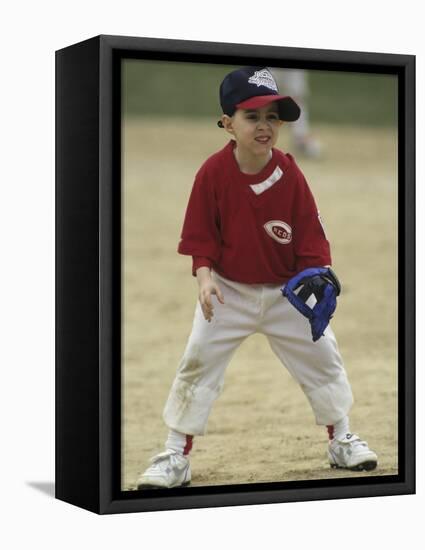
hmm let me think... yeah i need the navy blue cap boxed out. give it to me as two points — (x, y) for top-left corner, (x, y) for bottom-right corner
(218, 67), (300, 127)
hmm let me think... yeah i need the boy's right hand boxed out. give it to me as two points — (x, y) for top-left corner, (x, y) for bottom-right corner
(196, 267), (225, 322)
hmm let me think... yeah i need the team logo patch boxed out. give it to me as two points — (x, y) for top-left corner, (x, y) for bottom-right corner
(248, 69), (278, 91)
(264, 220), (292, 244)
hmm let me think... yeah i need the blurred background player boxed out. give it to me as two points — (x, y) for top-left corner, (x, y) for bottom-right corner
(268, 68), (322, 159)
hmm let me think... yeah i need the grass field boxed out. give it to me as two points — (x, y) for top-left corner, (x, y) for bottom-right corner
(123, 60), (397, 127)
(122, 118), (398, 490)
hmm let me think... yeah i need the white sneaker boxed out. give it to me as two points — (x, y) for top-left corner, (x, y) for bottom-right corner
(136, 449), (191, 489)
(328, 433), (378, 471)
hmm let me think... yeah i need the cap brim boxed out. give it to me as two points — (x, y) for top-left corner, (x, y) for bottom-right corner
(236, 95), (301, 122)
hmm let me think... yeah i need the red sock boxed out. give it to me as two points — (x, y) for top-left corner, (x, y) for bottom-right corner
(166, 429), (194, 456)
(326, 416), (350, 441)
(183, 435), (193, 455)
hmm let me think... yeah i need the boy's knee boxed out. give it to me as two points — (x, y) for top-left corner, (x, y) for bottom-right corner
(178, 352), (205, 383)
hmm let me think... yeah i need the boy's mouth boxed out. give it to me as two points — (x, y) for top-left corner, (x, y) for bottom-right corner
(255, 136), (271, 144)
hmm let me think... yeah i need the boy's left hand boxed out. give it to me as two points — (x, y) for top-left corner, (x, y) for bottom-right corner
(281, 267), (341, 341)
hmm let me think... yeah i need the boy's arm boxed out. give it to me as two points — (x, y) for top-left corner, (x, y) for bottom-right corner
(178, 170), (221, 268)
(192, 256), (212, 277)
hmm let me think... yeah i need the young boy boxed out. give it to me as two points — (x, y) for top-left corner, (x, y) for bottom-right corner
(136, 67), (377, 490)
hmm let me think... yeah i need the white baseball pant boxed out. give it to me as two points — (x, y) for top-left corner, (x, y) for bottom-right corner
(163, 271), (353, 435)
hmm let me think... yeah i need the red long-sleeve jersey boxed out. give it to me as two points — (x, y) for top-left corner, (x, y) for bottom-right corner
(178, 140), (331, 284)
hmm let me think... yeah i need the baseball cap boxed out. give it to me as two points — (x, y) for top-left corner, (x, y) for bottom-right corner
(217, 67), (301, 127)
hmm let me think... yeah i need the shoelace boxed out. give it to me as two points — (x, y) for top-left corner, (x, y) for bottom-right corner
(341, 437), (368, 449)
(150, 450), (176, 464)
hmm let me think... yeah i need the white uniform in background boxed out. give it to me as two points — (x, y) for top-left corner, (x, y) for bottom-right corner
(269, 68), (322, 159)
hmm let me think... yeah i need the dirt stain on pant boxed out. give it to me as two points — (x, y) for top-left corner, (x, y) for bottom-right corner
(178, 344), (205, 385)
(171, 347), (205, 422)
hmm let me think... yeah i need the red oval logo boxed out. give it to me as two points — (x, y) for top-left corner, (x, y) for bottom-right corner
(264, 220), (292, 244)
(272, 226), (289, 240)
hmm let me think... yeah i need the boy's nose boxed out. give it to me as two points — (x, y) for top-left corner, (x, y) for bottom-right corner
(257, 118), (270, 128)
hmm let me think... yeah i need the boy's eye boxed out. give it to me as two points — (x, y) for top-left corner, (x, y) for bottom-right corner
(245, 112), (279, 121)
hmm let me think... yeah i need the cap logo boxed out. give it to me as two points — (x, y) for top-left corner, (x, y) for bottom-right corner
(248, 69), (278, 91)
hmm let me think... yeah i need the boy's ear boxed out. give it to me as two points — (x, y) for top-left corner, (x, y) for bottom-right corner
(221, 114), (234, 134)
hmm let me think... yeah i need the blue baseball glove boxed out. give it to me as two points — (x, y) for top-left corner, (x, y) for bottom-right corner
(281, 267), (341, 342)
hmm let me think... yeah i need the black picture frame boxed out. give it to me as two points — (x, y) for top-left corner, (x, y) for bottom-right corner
(55, 34), (415, 514)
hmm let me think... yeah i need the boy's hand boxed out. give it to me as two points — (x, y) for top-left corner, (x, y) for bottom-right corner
(196, 267), (225, 322)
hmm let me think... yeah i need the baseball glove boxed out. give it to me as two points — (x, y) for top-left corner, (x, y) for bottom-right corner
(281, 267), (341, 342)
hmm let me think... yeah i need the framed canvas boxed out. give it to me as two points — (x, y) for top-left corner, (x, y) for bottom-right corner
(55, 35), (415, 514)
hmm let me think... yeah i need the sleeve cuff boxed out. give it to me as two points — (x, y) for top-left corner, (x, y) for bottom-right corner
(192, 257), (212, 277)
(296, 257), (332, 272)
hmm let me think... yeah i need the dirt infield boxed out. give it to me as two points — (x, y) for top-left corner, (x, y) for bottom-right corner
(122, 118), (398, 490)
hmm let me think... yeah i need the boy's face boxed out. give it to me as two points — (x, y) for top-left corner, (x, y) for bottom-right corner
(221, 101), (283, 158)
